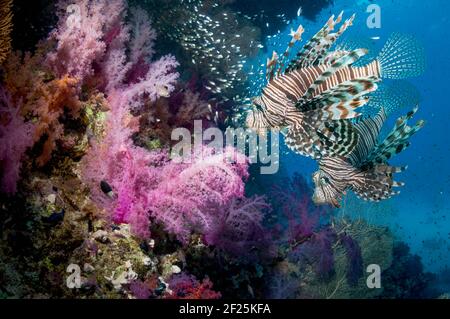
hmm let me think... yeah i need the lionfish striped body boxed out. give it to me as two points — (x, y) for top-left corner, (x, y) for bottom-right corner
(312, 104), (425, 207)
(246, 12), (425, 160)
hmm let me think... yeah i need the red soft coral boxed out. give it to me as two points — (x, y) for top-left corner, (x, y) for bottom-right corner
(2, 43), (83, 167)
(167, 273), (221, 299)
(32, 76), (81, 166)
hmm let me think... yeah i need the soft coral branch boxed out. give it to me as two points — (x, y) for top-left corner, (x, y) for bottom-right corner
(0, 87), (35, 194)
(47, 0), (127, 83)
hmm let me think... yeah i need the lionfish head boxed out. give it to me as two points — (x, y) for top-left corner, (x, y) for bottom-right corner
(312, 170), (342, 208)
(245, 97), (270, 132)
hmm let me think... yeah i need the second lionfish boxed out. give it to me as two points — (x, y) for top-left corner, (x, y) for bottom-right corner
(311, 81), (425, 207)
(245, 12), (425, 159)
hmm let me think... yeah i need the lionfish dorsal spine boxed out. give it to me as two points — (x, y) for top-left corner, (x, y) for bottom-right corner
(285, 12), (356, 72)
(275, 24), (305, 77)
(266, 51), (279, 82)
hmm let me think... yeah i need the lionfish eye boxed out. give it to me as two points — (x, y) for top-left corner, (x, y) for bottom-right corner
(320, 176), (330, 185)
(254, 102), (263, 112)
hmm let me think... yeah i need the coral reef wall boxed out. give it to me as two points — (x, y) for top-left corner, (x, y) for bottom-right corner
(0, 0), (442, 300)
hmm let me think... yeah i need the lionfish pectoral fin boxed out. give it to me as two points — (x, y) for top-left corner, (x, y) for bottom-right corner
(333, 36), (377, 67)
(303, 49), (368, 99)
(285, 119), (358, 159)
(368, 106), (424, 164)
(318, 120), (359, 157)
(331, 197), (341, 208)
(296, 77), (378, 120)
(285, 125), (322, 159)
(392, 181), (405, 187)
(266, 51), (280, 81)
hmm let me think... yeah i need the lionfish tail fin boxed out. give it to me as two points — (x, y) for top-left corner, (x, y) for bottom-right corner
(369, 106), (425, 164)
(377, 33), (426, 79)
(367, 80), (421, 117)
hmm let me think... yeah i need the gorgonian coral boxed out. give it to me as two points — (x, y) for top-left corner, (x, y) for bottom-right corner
(203, 195), (273, 260)
(0, 0), (12, 64)
(339, 233), (364, 286)
(272, 173), (330, 247)
(267, 173), (366, 296)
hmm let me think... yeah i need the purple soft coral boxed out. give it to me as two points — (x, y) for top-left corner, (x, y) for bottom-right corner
(204, 196), (273, 260)
(273, 173), (329, 245)
(0, 87), (35, 195)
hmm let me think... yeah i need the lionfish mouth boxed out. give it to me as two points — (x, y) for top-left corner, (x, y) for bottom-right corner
(312, 194), (341, 208)
(330, 197), (341, 208)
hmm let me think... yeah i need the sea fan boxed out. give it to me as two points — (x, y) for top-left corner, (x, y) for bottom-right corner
(0, 0), (13, 64)
(340, 234), (364, 286)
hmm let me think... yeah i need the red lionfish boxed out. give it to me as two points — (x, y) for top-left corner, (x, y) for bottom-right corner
(245, 12), (425, 159)
(311, 81), (425, 207)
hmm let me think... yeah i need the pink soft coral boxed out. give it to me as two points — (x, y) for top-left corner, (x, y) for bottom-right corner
(76, 1), (264, 246)
(82, 88), (249, 241)
(81, 90), (161, 237)
(99, 5), (179, 101)
(0, 87), (35, 194)
(83, 136), (251, 240)
(47, 0), (127, 82)
(149, 147), (249, 243)
(49, 0), (179, 107)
